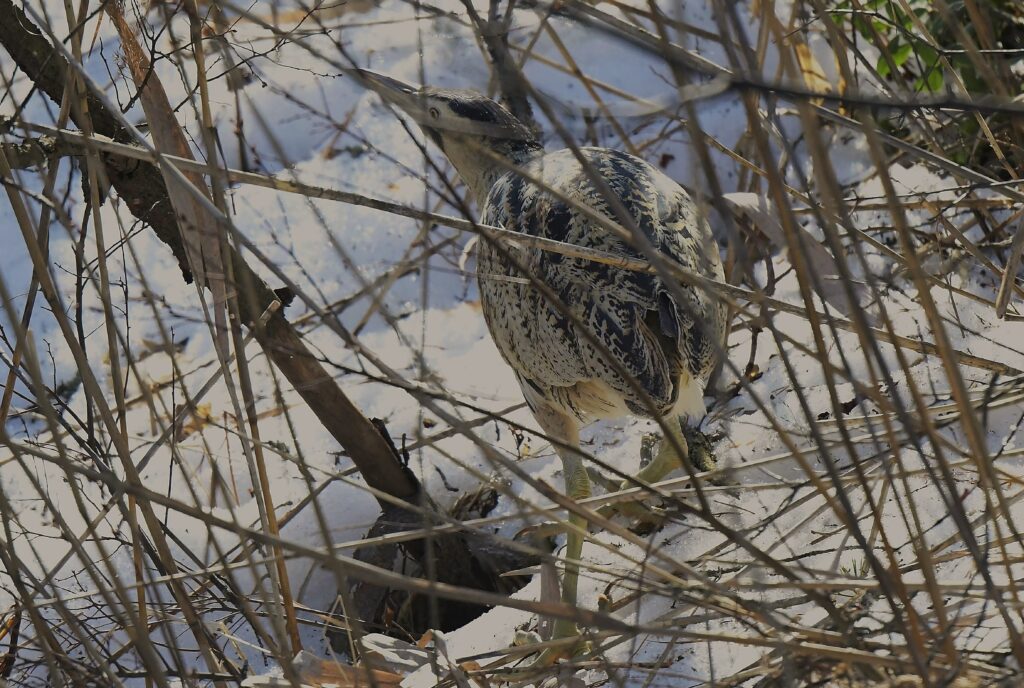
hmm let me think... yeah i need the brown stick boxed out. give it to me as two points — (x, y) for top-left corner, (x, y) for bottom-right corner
(0, 0), (420, 504)
(0, 4), (524, 647)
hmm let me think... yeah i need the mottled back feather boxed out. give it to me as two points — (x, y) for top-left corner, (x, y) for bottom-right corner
(477, 147), (727, 420)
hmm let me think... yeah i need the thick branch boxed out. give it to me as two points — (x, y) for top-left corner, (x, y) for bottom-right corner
(0, 0), (420, 503)
(0, 6), (541, 638)
(0, 135), (77, 170)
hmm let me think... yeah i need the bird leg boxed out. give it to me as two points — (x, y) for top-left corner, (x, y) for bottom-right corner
(552, 451), (591, 644)
(602, 417), (718, 525)
(636, 416), (690, 486)
(528, 405), (593, 666)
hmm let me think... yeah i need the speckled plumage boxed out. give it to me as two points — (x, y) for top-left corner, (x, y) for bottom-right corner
(476, 147), (727, 423)
(366, 73), (731, 652)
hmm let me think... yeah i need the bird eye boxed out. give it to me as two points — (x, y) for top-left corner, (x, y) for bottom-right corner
(428, 106), (441, 120)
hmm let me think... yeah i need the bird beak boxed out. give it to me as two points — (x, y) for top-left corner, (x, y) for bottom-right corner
(344, 68), (427, 121)
(344, 67), (534, 143)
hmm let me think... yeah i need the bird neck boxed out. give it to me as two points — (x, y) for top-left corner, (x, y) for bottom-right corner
(444, 137), (543, 202)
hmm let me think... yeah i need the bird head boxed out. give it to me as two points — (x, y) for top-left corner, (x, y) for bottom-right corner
(350, 69), (542, 199)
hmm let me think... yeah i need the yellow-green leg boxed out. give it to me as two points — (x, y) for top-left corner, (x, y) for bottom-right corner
(524, 402), (593, 666)
(635, 416), (690, 486)
(598, 417), (689, 523)
(532, 454), (592, 666)
(600, 417), (721, 524)
(554, 455), (590, 641)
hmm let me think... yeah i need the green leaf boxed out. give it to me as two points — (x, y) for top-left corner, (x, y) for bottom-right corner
(891, 41), (914, 67)
(878, 40), (914, 78)
(853, 16), (874, 38)
(915, 67), (943, 93)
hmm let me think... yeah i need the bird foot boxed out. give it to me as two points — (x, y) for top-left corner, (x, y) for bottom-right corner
(515, 520), (569, 542)
(621, 504), (678, 536)
(524, 621), (592, 669)
(599, 499), (668, 532)
(528, 638), (592, 668)
(494, 622), (591, 681)
(585, 466), (621, 493)
(598, 425), (727, 529)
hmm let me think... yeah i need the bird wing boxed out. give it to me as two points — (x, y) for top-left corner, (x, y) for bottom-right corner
(477, 147), (726, 418)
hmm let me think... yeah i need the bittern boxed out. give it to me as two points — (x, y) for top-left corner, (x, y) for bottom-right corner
(357, 70), (727, 661)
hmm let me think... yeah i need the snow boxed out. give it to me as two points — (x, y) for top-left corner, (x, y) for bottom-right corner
(2, 0), (1024, 685)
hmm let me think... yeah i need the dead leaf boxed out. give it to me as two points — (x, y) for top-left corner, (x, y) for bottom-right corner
(107, 4), (231, 356)
(295, 651), (402, 687)
(359, 633), (431, 675)
(834, 53), (848, 101)
(794, 42), (830, 103)
(241, 650), (403, 687)
(176, 402), (212, 441)
(137, 336), (187, 362)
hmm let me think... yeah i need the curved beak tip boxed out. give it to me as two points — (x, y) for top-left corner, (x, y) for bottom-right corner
(349, 69), (419, 106)
(364, 71), (417, 95)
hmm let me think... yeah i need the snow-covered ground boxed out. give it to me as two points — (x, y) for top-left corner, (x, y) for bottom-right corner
(3, 0), (1024, 685)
